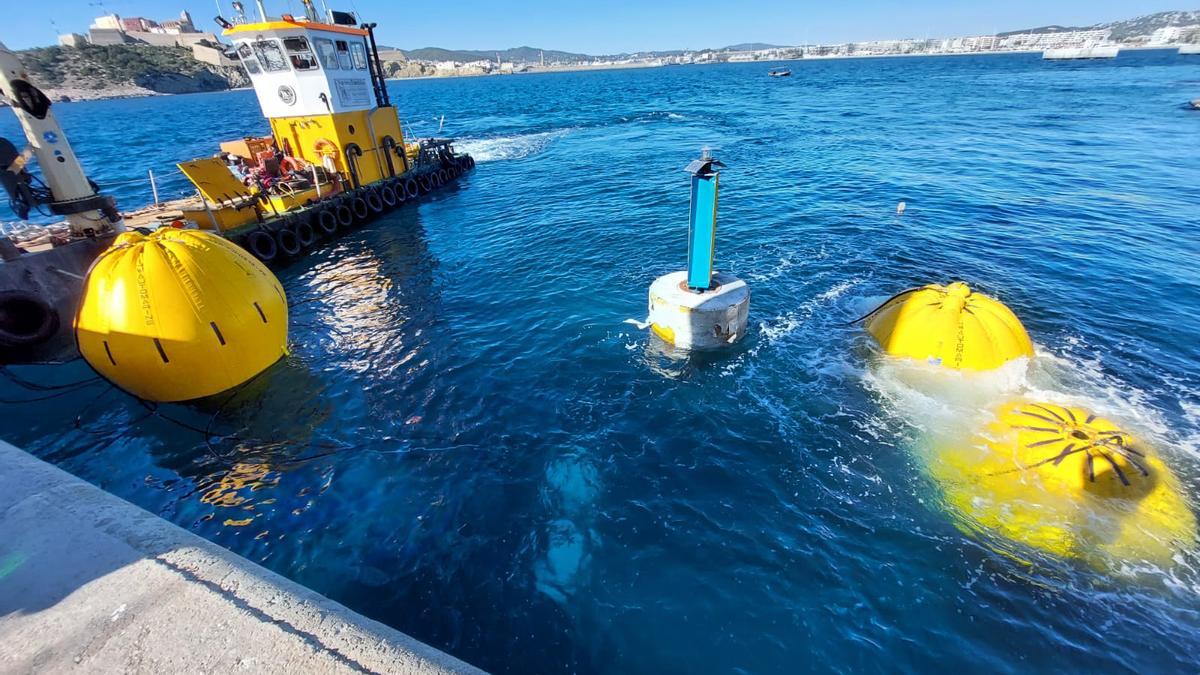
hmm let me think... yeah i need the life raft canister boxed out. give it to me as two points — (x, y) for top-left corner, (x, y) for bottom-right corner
(863, 282), (1033, 371)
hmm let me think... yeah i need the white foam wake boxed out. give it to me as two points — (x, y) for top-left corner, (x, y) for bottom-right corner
(863, 340), (1192, 459)
(456, 128), (572, 163)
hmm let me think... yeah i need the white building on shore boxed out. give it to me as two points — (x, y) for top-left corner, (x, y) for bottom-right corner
(1148, 25), (1200, 45)
(999, 29), (1112, 50)
(84, 10), (214, 48)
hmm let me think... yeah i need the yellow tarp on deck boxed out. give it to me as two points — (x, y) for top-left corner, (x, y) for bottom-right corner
(178, 157), (256, 208)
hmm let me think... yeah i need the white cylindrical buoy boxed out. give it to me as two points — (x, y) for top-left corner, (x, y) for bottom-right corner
(648, 271), (750, 350)
(640, 150), (749, 351)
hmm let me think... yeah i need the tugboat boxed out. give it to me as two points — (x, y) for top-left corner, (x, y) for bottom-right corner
(0, 1), (473, 365)
(171, 0), (474, 265)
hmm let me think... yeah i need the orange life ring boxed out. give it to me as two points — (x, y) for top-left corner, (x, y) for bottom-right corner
(312, 138), (341, 173)
(313, 138), (340, 157)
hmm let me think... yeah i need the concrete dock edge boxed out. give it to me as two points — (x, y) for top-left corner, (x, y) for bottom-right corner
(0, 440), (486, 674)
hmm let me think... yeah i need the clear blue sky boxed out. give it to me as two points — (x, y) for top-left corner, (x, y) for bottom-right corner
(1, 1), (1188, 52)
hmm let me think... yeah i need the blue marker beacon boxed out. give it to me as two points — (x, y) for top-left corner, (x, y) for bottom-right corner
(645, 150), (750, 351)
(685, 151), (725, 291)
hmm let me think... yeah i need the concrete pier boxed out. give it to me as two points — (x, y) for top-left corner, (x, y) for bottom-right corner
(0, 440), (485, 674)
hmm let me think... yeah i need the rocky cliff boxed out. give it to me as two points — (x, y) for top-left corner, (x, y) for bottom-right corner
(16, 43), (249, 101)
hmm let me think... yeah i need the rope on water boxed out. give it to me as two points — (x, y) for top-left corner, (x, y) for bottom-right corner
(841, 286), (925, 326)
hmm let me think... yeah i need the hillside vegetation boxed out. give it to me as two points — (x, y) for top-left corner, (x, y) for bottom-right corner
(1101, 10), (1200, 40)
(999, 10), (1200, 39)
(7, 8), (1196, 102)
(17, 43), (247, 98)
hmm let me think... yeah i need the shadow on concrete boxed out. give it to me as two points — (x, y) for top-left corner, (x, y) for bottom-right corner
(0, 440), (482, 673)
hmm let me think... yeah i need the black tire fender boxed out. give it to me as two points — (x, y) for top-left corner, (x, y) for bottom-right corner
(275, 225), (302, 257)
(316, 207), (338, 235)
(0, 290), (60, 348)
(350, 195), (370, 221)
(246, 229), (278, 264)
(365, 189), (384, 214)
(294, 217), (316, 247)
(335, 202), (355, 228)
(380, 183), (398, 207)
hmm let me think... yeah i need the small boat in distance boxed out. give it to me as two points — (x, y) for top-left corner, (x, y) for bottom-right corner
(1180, 44), (1200, 55)
(769, 68), (791, 77)
(1043, 44), (1119, 60)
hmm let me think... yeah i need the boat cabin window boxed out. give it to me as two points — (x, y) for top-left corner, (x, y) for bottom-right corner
(315, 38), (339, 70)
(334, 40), (354, 69)
(251, 39), (289, 72)
(283, 36), (319, 71)
(236, 42), (261, 75)
(350, 42), (369, 70)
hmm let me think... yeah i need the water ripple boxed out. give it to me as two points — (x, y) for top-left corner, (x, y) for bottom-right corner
(3, 51), (1200, 675)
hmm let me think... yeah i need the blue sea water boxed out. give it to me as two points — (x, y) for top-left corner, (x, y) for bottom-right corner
(3, 50), (1200, 673)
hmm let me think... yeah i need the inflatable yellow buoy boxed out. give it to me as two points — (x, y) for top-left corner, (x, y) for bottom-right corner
(932, 401), (1196, 566)
(76, 229), (288, 403)
(864, 282), (1033, 371)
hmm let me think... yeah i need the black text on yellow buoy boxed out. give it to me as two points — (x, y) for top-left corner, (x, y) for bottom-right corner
(75, 229), (289, 403)
(862, 282), (1033, 371)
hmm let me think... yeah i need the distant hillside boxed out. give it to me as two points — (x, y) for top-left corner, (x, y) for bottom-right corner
(997, 25), (1081, 37)
(17, 43), (247, 100)
(999, 10), (1200, 40)
(722, 43), (785, 51)
(383, 9), (1200, 66)
(1099, 10), (1200, 40)
(11, 7), (1197, 101)
(399, 46), (590, 63)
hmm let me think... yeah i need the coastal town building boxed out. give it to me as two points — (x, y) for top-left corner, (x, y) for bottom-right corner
(82, 10), (215, 49)
(998, 29), (1111, 50)
(191, 42), (240, 67)
(1148, 25), (1200, 45)
(40, 7), (1200, 85)
(87, 28), (126, 46)
(90, 15), (122, 31)
(56, 33), (87, 48)
(121, 17), (156, 33)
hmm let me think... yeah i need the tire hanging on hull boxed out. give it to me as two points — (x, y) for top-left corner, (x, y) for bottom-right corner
(246, 230), (277, 264)
(275, 226), (301, 258)
(0, 290), (60, 349)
